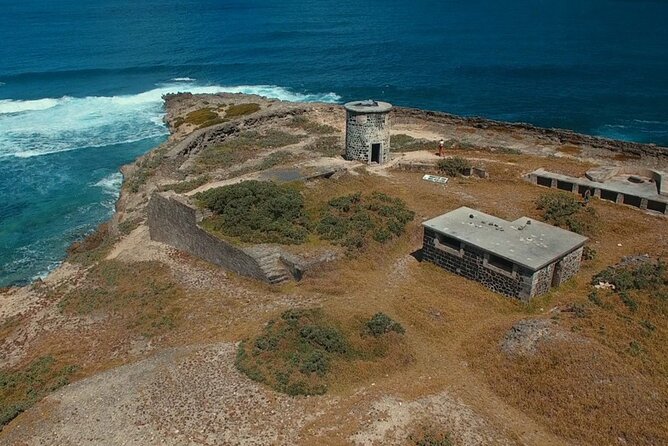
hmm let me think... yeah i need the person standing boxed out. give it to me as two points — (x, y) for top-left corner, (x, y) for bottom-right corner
(438, 139), (445, 157)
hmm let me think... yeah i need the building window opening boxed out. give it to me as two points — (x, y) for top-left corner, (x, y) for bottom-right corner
(487, 254), (514, 275)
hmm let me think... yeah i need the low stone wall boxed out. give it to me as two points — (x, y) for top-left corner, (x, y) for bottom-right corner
(147, 192), (273, 282)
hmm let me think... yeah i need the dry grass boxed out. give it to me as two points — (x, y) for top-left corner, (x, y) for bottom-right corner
(3, 147), (668, 443)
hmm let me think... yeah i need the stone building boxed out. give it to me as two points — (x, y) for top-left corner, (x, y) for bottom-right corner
(422, 207), (587, 301)
(344, 100), (392, 164)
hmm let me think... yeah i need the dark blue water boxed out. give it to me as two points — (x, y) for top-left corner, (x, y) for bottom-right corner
(1, 0), (667, 285)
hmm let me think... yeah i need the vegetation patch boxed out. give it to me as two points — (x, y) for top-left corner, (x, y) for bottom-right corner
(160, 175), (210, 194)
(316, 192), (415, 251)
(536, 192), (599, 235)
(196, 130), (302, 171)
(305, 135), (343, 157)
(0, 356), (76, 428)
(436, 157), (472, 177)
(197, 181), (310, 244)
(225, 103), (260, 118)
(67, 223), (116, 266)
(198, 181), (414, 250)
(408, 426), (453, 446)
(58, 260), (182, 337)
(365, 313), (405, 336)
(391, 134), (441, 152)
(236, 308), (407, 396)
(183, 108), (225, 128)
(288, 116), (337, 135)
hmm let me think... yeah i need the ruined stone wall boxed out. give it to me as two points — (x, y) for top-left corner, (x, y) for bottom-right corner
(345, 111), (391, 163)
(552, 247), (584, 286)
(147, 192), (269, 281)
(422, 228), (536, 300)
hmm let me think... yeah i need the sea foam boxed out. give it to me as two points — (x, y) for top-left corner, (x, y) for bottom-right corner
(0, 82), (340, 159)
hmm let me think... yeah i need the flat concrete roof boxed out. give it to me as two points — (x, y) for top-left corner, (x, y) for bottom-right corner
(422, 207), (588, 271)
(344, 100), (392, 114)
(531, 168), (668, 203)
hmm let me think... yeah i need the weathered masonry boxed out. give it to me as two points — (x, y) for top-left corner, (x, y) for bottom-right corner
(422, 207), (587, 301)
(527, 167), (668, 215)
(344, 100), (392, 164)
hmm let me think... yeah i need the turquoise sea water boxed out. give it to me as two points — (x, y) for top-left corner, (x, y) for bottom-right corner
(1, 0), (667, 285)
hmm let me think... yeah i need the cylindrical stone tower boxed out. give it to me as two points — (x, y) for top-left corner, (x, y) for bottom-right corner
(344, 100), (392, 164)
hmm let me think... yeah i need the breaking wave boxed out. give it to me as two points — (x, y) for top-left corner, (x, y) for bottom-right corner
(0, 82), (340, 158)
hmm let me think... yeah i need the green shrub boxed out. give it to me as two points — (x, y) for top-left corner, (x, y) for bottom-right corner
(182, 108), (225, 128)
(299, 350), (329, 377)
(197, 181), (310, 244)
(300, 325), (347, 353)
(436, 156), (472, 176)
(583, 246), (597, 261)
(235, 308), (345, 396)
(365, 313), (405, 337)
(536, 192), (599, 235)
(225, 103), (260, 118)
(316, 192), (414, 251)
(592, 261), (666, 293)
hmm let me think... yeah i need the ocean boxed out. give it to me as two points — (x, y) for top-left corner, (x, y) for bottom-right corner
(1, 0), (667, 286)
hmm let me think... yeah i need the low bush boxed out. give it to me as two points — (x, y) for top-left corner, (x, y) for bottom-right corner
(592, 260), (666, 293)
(316, 192), (414, 251)
(436, 156), (472, 177)
(365, 313), (405, 336)
(235, 308), (345, 396)
(225, 103), (260, 118)
(0, 356), (77, 428)
(536, 192), (599, 235)
(236, 308), (411, 396)
(197, 181), (310, 244)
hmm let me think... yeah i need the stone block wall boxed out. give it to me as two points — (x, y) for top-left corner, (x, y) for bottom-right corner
(345, 111), (391, 163)
(147, 192), (275, 282)
(422, 228), (536, 300)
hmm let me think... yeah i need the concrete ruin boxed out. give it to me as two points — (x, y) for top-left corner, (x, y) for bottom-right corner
(147, 192), (337, 284)
(344, 100), (392, 164)
(527, 167), (668, 215)
(422, 207), (587, 300)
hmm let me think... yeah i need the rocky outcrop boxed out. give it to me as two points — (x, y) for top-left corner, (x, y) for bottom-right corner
(393, 107), (668, 159)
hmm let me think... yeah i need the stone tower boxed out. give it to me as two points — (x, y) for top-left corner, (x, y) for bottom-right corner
(344, 100), (392, 164)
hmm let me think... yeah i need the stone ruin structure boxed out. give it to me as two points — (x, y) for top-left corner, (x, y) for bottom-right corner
(147, 192), (337, 284)
(344, 100), (392, 164)
(527, 166), (668, 215)
(422, 207), (587, 301)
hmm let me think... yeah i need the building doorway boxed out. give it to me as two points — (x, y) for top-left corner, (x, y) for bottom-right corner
(371, 143), (381, 163)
